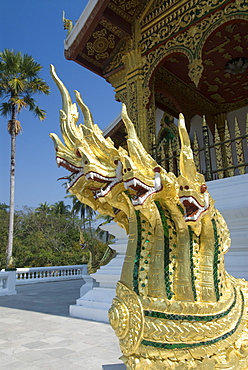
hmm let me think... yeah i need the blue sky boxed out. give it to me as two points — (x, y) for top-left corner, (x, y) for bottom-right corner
(0, 0), (121, 209)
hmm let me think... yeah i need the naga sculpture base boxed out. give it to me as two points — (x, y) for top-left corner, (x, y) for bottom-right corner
(50, 65), (248, 370)
(109, 281), (248, 370)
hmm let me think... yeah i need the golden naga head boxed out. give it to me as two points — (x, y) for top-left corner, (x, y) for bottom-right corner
(178, 114), (214, 226)
(121, 104), (178, 208)
(50, 65), (213, 227)
(49, 65), (120, 216)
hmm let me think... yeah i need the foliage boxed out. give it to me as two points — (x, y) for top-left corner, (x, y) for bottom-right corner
(0, 49), (50, 125)
(0, 49), (50, 268)
(0, 202), (110, 268)
(66, 194), (96, 232)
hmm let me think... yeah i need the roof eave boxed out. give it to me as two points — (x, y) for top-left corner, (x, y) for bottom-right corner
(64, 0), (111, 60)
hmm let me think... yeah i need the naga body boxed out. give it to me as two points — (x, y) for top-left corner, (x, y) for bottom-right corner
(50, 65), (248, 370)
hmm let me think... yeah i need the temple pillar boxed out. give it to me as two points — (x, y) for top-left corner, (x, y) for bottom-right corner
(108, 21), (153, 154)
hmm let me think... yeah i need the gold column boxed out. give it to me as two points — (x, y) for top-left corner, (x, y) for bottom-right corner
(108, 21), (152, 153)
(122, 51), (149, 151)
(146, 79), (156, 157)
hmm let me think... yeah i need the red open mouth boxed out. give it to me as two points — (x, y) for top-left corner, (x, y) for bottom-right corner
(56, 157), (84, 189)
(182, 199), (199, 218)
(180, 195), (208, 222)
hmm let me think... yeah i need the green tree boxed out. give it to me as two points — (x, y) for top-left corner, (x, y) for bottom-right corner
(0, 203), (9, 212)
(12, 206), (88, 267)
(66, 194), (96, 233)
(51, 201), (71, 216)
(0, 208), (9, 268)
(0, 204), (110, 268)
(35, 202), (51, 215)
(0, 49), (50, 268)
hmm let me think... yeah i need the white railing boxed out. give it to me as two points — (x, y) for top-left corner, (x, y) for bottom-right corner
(0, 271), (17, 295)
(16, 264), (88, 284)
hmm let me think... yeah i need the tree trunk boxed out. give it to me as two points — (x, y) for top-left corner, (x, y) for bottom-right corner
(6, 109), (17, 268)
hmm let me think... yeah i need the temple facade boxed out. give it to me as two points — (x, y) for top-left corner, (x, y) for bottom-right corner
(63, 0), (248, 282)
(64, 0), (247, 179)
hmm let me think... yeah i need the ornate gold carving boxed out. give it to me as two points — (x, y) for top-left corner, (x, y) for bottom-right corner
(142, 2), (248, 94)
(86, 28), (115, 60)
(79, 51), (103, 68)
(210, 93), (225, 103)
(193, 131), (201, 173)
(109, 0), (142, 22)
(142, 86), (150, 107)
(104, 43), (126, 75)
(224, 120), (234, 177)
(234, 117), (246, 175)
(140, 0), (228, 53)
(147, 106), (156, 155)
(143, 291), (242, 343)
(154, 67), (218, 117)
(109, 282), (144, 356)
(128, 80), (138, 127)
(214, 125), (224, 179)
(221, 97), (248, 113)
(140, 0), (183, 27)
(188, 58), (204, 87)
(100, 19), (124, 38)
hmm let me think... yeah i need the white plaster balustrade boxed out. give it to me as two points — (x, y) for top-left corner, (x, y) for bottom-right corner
(16, 264), (88, 284)
(0, 271), (17, 296)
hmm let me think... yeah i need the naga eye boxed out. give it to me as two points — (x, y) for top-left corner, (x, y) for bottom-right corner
(200, 184), (207, 193)
(75, 149), (82, 158)
(184, 185), (189, 190)
(114, 160), (118, 165)
(84, 160), (88, 165)
(127, 168), (131, 171)
(124, 168), (127, 173)
(180, 186), (183, 191)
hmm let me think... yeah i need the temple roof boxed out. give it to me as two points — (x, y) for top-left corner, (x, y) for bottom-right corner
(64, 1), (248, 121)
(64, 0), (147, 77)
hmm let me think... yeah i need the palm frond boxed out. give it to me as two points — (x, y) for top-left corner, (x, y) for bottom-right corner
(0, 102), (12, 116)
(33, 106), (46, 120)
(0, 49), (50, 120)
(8, 78), (25, 94)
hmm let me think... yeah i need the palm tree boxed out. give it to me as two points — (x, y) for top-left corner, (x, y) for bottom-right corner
(67, 194), (96, 234)
(51, 201), (71, 216)
(0, 203), (9, 212)
(35, 202), (51, 215)
(0, 49), (50, 268)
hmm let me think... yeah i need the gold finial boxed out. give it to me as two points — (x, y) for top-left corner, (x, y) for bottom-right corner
(62, 11), (73, 35)
(202, 115), (207, 127)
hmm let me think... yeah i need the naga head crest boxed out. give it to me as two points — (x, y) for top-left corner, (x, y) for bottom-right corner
(178, 114), (213, 227)
(49, 65), (120, 217)
(121, 104), (165, 207)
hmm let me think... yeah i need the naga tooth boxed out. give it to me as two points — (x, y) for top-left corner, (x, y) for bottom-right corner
(124, 182), (128, 189)
(154, 172), (161, 191)
(116, 162), (122, 180)
(204, 192), (209, 209)
(86, 172), (93, 180)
